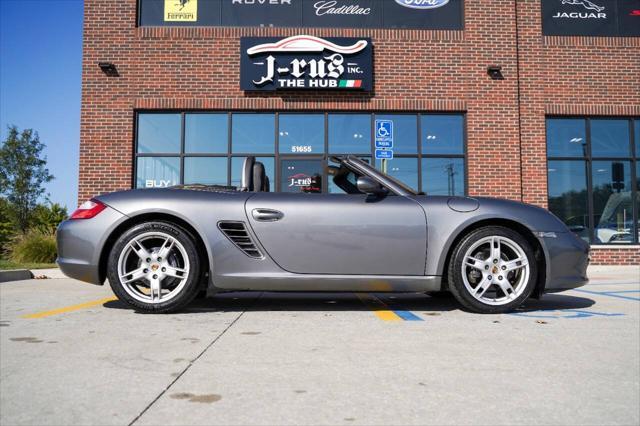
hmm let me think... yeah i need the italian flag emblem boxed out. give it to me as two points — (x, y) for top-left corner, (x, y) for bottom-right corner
(339, 80), (363, 88)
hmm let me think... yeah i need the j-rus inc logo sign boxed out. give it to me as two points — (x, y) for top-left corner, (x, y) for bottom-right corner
(240, 35), (373, 91)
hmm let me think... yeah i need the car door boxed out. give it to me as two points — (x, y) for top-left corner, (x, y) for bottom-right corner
(245, 193), (427, 275)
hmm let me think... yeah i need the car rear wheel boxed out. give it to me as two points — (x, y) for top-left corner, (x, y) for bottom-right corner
(448, 226), (537, 314)
(107, 221), (203, 313)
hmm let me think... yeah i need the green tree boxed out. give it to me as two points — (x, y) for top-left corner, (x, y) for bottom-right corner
(0, 197), (15, 255)
(0, 126), (54, 233)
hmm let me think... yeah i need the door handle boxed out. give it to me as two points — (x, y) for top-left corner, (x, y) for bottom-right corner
(252, 209), (284, 222)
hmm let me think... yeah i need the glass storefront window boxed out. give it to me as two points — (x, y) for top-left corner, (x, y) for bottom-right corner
(328, 114), (371, 154)
(547, 160), (589, 242)
(137, 114), (181, 153)
(592, 161), (633, 244)
(279, 114), (324, 155)
(185, 114), (228, 153)
(546, 119), (587, 158)
(136, 157), (180, 188)
(184, 157), (227, 186)
(375, 157), (418, 191)
(280, 159), (323, 193)
(230, 157), (275, 189)
(422, 157), (465, 196)
(374, 114), (418, 154)
(635, 121), (639, 158)
(546, 117), (640, 244)
(591, 119), (631, 158)
(135, 112), (466, 196)
(232, 114), (275, 154)
(422, 115), (464, 155)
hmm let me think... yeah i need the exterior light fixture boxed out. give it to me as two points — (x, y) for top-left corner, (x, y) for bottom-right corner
(98, 62), (119, 77)
(487, 65), (503, 80)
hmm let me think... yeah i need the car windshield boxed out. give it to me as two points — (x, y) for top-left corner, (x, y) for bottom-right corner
(345, 156), (418, 195)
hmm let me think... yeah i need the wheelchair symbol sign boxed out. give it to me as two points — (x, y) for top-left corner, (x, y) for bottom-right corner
(375, 120), (393, 149)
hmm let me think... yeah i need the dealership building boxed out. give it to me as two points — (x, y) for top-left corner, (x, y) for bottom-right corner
(79, 0), (639, 264)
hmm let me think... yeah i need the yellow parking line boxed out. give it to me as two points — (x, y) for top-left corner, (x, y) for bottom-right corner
(355, 293), (403, 321)
(21, 297), (117, 319)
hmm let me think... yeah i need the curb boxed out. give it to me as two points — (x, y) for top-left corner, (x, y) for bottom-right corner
(0, 269), (34, 283)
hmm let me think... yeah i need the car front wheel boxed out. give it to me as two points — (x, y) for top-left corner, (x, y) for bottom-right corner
(448, 226), (537, 314)
(107, 221), (203, 313)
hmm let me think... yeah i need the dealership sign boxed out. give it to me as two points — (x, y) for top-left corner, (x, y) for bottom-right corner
(139, 0), (463, 29)
(240, 35), (373, 91)
(542, 0), (640, 36)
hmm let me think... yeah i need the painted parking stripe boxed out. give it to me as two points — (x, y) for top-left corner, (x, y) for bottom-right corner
(21, 297), (118, 319)
(355, 293), (402, 321)
(355, 293), (423, 322)
(573, 289), (640, 301)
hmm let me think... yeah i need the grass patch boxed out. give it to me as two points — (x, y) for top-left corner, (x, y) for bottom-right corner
(0, 259), (57, 271)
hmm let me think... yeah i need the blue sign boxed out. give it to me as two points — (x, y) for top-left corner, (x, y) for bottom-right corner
(375, 149), (394, 160)
(375, 119), (393, 149)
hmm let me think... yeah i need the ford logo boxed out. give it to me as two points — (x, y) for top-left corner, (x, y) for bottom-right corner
(394, 0), (450, 9)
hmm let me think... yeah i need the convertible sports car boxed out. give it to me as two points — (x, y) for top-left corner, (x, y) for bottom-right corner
(57, 156), (589, 314)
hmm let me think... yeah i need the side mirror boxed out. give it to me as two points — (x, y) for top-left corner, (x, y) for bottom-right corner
(357, 176), (386, 196)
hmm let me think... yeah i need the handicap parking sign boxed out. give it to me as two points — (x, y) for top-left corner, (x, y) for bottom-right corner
(375, 149), (393, 160)
(375, 120), (393, 149)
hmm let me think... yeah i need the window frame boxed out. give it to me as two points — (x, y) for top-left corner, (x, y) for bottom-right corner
(134, 110), (468, 195)
(546, 116), (639, 245)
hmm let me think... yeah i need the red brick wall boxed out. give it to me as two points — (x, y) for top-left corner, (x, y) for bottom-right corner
(79, 0), (640, 264)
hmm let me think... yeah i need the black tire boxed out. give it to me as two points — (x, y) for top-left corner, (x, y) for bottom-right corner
(447, 226), (537, 314)
(107, 221), (203, 313)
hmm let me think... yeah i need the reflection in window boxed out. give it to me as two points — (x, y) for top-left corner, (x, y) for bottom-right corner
(374, 115), (417, 154)
(591, 119), (630, 158)
(279, 114), (324, 154)
(547, 161), (589, 243)
(328, 157), (370, 194)
(328, 114), (371, 154)
(231, 157), (275, 190)
(375, 158), (418, 191)
(232, 114), (275, 154)
(137, 114), (181, 153)
(547, 117), (639, 244)
(185, 114), (228, 153)
(592, 161), (633, 244)
(422, 115), (464, 155)
(280, 160), (323, 193)
(184, 157), (227, 186)
(422, 157), (465, 196)
(546, 119), (587, 158)
(136, 157), (180, 188)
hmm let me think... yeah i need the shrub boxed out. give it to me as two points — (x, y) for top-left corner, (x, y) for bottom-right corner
(9, 231), (57, 264)
(30, 202), (68, 235)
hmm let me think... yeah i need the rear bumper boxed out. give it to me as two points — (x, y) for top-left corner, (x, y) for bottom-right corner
(56, 206), (127, 285)
(542, 231), (590, 293)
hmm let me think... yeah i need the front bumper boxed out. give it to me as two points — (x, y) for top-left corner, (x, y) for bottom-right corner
(542, 231), (590, 293)
(56, 206), (127, 285)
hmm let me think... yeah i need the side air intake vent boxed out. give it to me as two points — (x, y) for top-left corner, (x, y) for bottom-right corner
(217, 221), (263, 259)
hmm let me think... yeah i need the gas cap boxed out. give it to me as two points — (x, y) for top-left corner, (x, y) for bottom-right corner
(447, 197), (480, 213)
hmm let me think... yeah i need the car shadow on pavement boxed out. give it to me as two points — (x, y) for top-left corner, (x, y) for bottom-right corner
(102, 291), (596, 315)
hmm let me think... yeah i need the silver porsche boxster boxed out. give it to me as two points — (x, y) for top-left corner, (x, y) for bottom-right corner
(57, 156), (589, 314)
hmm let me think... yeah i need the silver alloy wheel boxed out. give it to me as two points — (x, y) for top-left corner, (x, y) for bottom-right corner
(461, 235), (530, 306)
(116, 231), (190, 304)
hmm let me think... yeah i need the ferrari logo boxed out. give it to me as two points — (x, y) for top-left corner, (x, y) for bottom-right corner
(164, 0), (197, 22)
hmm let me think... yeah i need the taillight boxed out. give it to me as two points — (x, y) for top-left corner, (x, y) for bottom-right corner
(70, 199), (107, 220)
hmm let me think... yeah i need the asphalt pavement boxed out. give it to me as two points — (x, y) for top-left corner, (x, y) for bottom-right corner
(1, 266), (638, 426)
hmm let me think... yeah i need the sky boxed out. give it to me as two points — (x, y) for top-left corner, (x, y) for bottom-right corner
(0, 0), (83, 211)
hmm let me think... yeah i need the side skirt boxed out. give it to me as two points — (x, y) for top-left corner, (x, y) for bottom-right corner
(209, 273), (442, 293)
